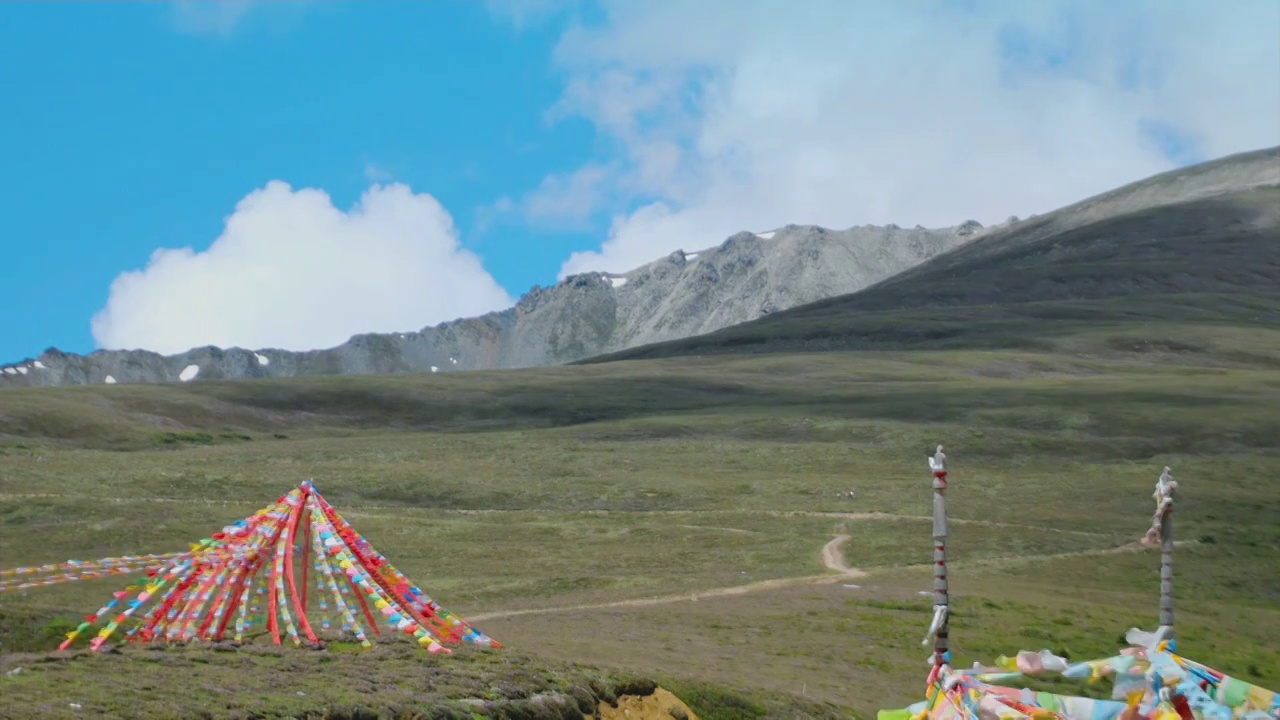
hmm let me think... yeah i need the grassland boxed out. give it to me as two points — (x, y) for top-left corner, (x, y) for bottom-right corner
(1, 321), (1279, 718)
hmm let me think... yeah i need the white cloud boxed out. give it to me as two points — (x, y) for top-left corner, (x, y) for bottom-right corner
(521, 164), (612, 227)
(91, 182), (514, 355)
(363, 162), (393, 182)
(169, 0), (318, 37)
(473, 164), (613, 234)
(473, 195), (516, 237)
(498, 0), (1280, 278)
(170, 0), (255, 36)
(484, 0), (582, 31)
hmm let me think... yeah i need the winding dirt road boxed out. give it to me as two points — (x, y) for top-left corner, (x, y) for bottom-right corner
(820, 535), (863, 576)
(466, 531), (1177, 624)
(468, 533), (867, 623)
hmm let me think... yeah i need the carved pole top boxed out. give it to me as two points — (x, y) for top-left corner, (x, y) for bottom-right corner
(929, 445), (947, 476)
(1155, 466), (1177, 502)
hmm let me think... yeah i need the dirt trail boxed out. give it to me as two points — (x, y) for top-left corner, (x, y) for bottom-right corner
(820, 535), (865, 576)
(467, 570), (844, 623)
(468, 531), (1174, 623)
(469, 534), (867, 623)
(933, 539), (1194, 569)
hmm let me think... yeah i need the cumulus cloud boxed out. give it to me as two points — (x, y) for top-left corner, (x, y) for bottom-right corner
(498, 0), (1280, 278)
(91, 182), (513, 355)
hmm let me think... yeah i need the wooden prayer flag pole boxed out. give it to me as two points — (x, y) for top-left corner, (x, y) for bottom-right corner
(923, 444), (950, 670)
(1142, 466), (1177, 640)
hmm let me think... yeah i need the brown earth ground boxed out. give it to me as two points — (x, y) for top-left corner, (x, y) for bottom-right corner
(595, 688), (699, 720)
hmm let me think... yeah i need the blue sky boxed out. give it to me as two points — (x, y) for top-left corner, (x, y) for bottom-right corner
(1, 1), (602, 360)
(1, 0), (1276, 362)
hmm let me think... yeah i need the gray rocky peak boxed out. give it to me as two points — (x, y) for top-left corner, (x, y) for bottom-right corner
(2, 222), (966, 387)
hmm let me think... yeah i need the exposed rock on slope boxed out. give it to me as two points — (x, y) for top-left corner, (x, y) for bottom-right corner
(1, 224), (968, 387)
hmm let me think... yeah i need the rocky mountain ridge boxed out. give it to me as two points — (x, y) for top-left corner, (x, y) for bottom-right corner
(2, 222), (973, 387)
(5, 144), (1275, 388)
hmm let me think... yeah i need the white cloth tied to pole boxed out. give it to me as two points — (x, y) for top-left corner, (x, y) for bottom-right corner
(1142, 466), (1177, 547)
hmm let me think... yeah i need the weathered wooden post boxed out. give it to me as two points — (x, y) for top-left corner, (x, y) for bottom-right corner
(923, 444), (950, 668)
(1141, 466), (1178, 638)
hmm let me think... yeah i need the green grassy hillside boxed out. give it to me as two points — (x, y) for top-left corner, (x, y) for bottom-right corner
(2, 325), (1277, 717)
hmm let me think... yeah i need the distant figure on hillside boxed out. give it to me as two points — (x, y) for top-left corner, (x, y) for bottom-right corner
(837, 488), (855, 500)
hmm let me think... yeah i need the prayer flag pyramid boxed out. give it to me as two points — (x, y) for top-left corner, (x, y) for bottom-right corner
(1, 479), (499, 654)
